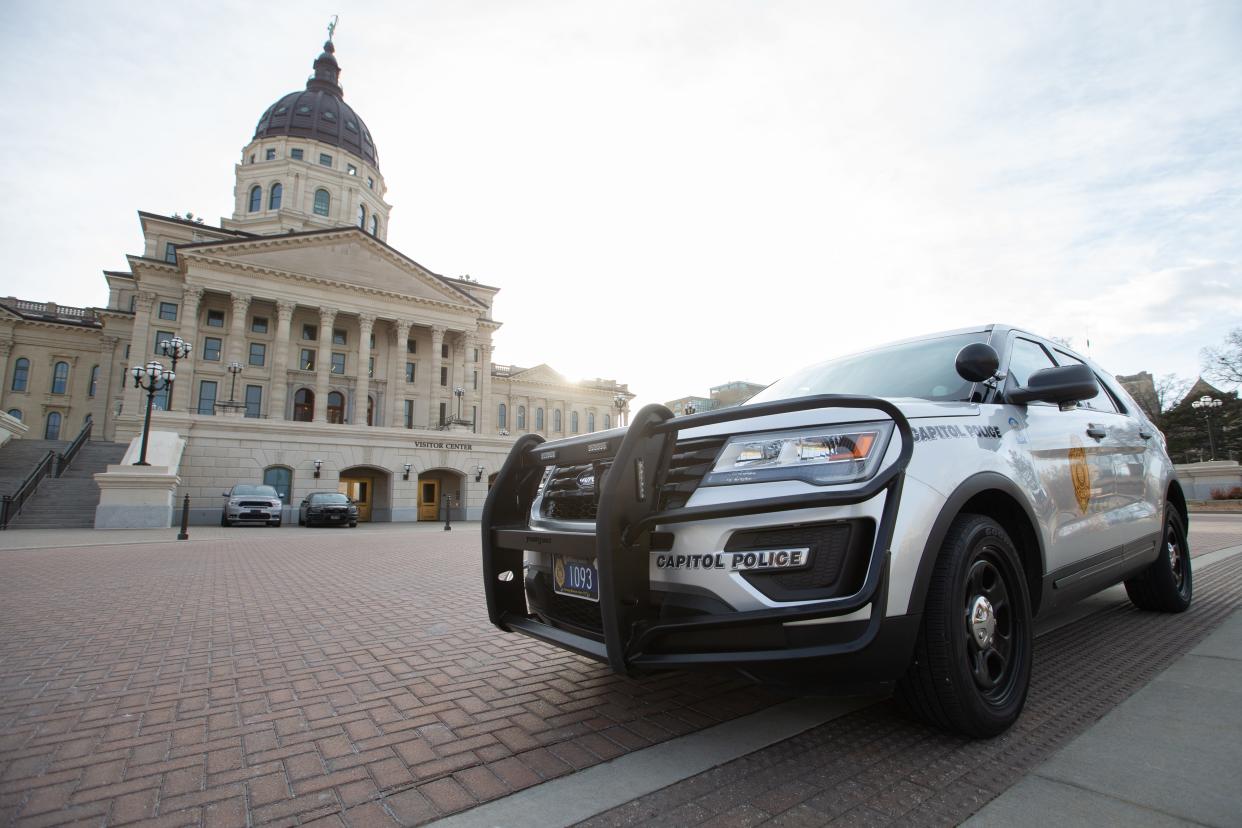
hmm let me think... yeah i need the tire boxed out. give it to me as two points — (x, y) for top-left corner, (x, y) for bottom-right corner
(349, 522), (357, 528)
(297, 515), (305, 526)
(898, 513), (1033, 738)
(1125, 508), (1192, 612)
(270, 519), (282, 528)
(220, 514), (230, 527)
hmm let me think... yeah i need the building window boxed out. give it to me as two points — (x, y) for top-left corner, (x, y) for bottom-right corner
(197, 380), (217, 415)
(248, 342), (266, 367)
(604, 414), (611, 429)
(405, 362), (415, 383)
(330, 353), (345, 374)
(347, 163), (357, 176)
(293, 388), (314, 421)
(319, 153), (332, 167)
(332, 328), (347, 346)
(517, 406), (526, 430)
(44, 411), (61, 440)
(164, 242), (177, 263)
(251, 316), (268, 334)
(88, 365), (99, 398)
(368, 357), (374, 378)
(553, 409), (562, 432)
(129, 295), (136, 312)
(153, 382), (170, 411)
(313, 189), (330, 216)
(248, 185), (262, 212)
(369, 332), (376, 349)
(206, 309), (225, 327)
(300, 349), (316, 371)
(472, 348), (480, 362)
(439, 401), (447, 426)
(367, 176), (374, 189)
(155, 330), (174, 355)
(327, 391), (344, 424)
(472, 370), (478, 390)
(249, 154), (255, 164)
(302, 323), (317, 340)
(407, 338), (416, 354)
(498, 403), (507, 429)
(357, 204), (366, 228)
(201, 337), (221, 362)
(588, 413), (595, 432)
(6, 409), (20, 421)
(50, 361), (69, 394)
(263, 466), (291, 503)
(404, 399), (414, 429)
(571, 411), (579, 433)
(441, 342), (449, 359)
(536, 408), (544, 430)
(291, 148), (303, 160)
(472, 405), (477, 433)
(370, 215), (378, 236)
(366, 396), (374, 426)
(265, 148), (276, 161)
(11, 358), (29, 391)
(440, 366), (447, 386)
(269, 182), (282, 210)
(245, 385), (263, 418)
(158, 302), (177, 321)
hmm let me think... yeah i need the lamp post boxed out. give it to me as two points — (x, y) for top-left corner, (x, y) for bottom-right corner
(454, 386), (465, 421)
(683, 402), (696, 417)
(614, 394), (627, 428)
(158, 336), (192, 409)
(1191, 396), (1223, 460)
(131, 361), (173, 466)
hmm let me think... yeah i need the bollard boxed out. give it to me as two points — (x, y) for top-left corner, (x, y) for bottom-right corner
(177, 493), (190, 540)
(443, 495), (452, 531)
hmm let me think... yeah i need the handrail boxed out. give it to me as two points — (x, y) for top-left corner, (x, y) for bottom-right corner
(54, 414), (93, 478)
(0, 450), (56, 530)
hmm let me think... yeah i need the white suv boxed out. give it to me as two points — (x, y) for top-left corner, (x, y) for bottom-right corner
(482, 325), (1191, 737)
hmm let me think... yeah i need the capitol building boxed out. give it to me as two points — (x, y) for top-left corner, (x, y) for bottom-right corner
(0, 36), (632, 524)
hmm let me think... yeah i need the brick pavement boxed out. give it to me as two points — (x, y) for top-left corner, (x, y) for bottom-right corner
(0, 529), (782, 827)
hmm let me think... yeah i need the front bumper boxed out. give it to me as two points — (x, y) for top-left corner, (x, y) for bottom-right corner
(482, 395), (915, 677)
(226, 503), (281, 522)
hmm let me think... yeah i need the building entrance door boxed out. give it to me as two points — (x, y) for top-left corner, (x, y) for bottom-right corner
(418, 479), (440, 521)
(338, 476), (373, 522)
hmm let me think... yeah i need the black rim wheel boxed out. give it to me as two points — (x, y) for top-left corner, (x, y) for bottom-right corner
(1167, 518), (1190, 599)
(962, 548), (1019, 705)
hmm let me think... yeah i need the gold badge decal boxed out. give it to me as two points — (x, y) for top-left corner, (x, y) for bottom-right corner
(553, 557), (566, 590)
(1069, 438), (1091, 513)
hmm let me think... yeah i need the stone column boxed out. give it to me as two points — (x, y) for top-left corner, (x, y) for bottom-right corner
(172, 286), (203, 412)
(390, 319), (412, 428)
(0, 339), (11, 406)
(478, 341), (493, 433)
(356, 313), (374, 425)
(314, 308), (336, 422)
(428, 326), (444, 427)
(227, 292), (251, 367)
(122, 291), (157, 416)
(270, 300), (295, 420)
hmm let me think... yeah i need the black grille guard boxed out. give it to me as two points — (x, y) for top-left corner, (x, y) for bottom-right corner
(481, 395), (914, 674)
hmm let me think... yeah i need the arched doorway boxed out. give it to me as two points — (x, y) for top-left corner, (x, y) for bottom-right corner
(339, 465), (392, 522)
(416, 468), (466, 522)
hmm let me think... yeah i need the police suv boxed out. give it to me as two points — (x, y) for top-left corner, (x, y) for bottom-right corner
(481, 326), (1191, 737)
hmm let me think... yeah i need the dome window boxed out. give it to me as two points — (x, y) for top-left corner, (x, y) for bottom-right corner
(369, 215), (378, 236)
(345, 120), (358, 132)
(322, 110), (336, 121)
(248, 185), (262, 213)
(275, 105), (288, 114)
(265, 148), (276, 161)
(291, 148), (303, 160)
(314, 189), (330, 217)
(269, 183), (283, 210)
(296, 105), (312, 115)
(357, 204), (366, 228)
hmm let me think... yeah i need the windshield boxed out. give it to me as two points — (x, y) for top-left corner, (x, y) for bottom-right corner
(309, 493), (350, 503)
(232, 485), (278, 497)
(749, 331), (988, 404)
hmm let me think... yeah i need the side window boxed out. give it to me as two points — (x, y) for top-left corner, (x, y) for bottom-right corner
(1053, 351), (1119, 413)
(1006, 338), (1058, 390)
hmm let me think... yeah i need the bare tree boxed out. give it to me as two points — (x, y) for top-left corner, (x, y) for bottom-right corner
(1203, 327), (1242, 387)
(1154, 374), (1193, 412)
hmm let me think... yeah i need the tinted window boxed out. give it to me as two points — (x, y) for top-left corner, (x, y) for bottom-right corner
(231, 485), (278, 497)
(1006, 338), (1057, 388)
(751, 332), (988, 404)
(310, 493), (349, 504)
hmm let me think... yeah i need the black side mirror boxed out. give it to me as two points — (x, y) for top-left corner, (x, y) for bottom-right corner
(221, 492), (229, 497)
(955, 343), (1000, 383)
(1008, 364), (1098, 405)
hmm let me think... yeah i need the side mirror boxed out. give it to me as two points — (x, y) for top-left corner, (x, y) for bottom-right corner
(221, 492), (229, 497)
(1008, 364), (1098, 405)
(300, 500), (308, 506)
(955, 343), (1000, 383)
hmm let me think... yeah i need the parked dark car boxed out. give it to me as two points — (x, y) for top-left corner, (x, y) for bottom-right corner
(298, 491), (359, 527)
(221, 484), (283, 527)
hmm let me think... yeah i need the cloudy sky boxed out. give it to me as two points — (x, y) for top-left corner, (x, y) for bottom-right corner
(3, 1), (1240, 408)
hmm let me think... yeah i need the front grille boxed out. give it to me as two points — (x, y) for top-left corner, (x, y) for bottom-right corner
(726, 521), (873, 601)
(527, 570), (603, 635)
(541, 461), (611, 521)
(239, 500), (274, 508)
(657, 436), (726, 511)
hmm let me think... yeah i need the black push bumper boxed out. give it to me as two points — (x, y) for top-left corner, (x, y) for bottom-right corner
(481, 395), (914, 676)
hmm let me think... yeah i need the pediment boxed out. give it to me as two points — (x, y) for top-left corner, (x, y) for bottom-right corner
(509, 364), (568, 385)
(186, 233), (476, 308)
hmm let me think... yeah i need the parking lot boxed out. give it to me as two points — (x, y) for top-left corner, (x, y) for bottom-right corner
(2, 515), (1241, 827)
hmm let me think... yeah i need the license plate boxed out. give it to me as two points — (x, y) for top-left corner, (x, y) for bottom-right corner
(245, 511), (264, 517)
(552, 554), (598, 602)
(329, 515), (340, 521)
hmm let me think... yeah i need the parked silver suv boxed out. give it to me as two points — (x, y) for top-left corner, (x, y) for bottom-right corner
(221, 484), (283, 527)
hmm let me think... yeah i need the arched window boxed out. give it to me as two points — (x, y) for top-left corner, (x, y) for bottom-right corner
(248, 185), (262, 212)
(536, 408), (544, 430)
(357, 204), (366, 228)
(263, 466), (292, 504)
(553, 409), (562, 432)
(11, 358), (29, 391)
(327, 391), (345, 423)
(314, 189), (330, 217)
(88, 365), (100, 398)
(6, 409), (21, 421)
(51, 362), (69, 394)
(293, 388), (314, 421)
(498, 403), (507, 429)
(588, 413), (595, 432)
(370, 215), (379, 236)
(571, 411), (579, 433)
(269, 182), (283, 210)
(44, 411), (61, 440)
(604, 414), (611, 429)
(517, 406), (526, 430)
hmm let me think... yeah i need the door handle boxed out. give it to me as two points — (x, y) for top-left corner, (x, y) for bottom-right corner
(1086, 425), (1107, 440)
(1139, 429), (1154, 440)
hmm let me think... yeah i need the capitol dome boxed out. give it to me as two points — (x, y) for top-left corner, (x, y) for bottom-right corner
(251, 40), (379, 169)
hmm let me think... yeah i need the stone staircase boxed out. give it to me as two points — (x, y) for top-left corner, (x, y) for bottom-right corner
(0, 439), (68, 498)
(1, 440), (128, 529)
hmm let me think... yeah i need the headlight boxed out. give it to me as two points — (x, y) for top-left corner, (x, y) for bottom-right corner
(705, 421), (893, 486)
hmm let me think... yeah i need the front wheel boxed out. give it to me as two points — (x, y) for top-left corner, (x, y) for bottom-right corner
(220, 514), (230, 527)
(1125, 509), (1192, 612)
(898, 513), (1033, 738)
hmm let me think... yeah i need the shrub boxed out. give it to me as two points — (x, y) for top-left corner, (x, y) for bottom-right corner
(1209, 486), (1242, 500)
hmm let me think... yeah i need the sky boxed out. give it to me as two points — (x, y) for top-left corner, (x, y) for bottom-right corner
(2, 1), (1240, 410)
